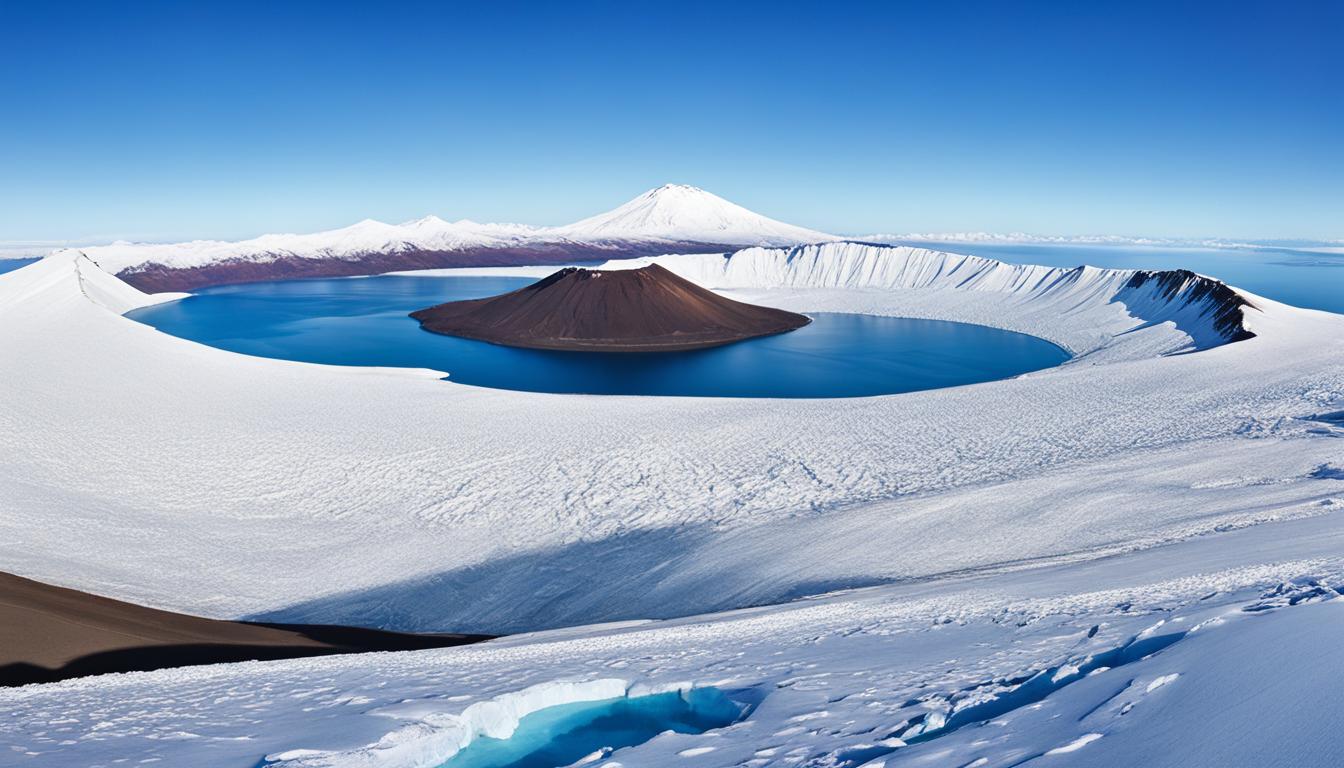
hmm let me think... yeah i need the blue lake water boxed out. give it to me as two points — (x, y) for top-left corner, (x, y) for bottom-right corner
(124, 274), (1070, 398)
(438, 688), (745, 768)
(20, 241), (1336, 397)
(0, 258), (38, 275)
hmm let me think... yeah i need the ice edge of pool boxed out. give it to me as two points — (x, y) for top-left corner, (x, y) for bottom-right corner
(259, 680), (763, 768)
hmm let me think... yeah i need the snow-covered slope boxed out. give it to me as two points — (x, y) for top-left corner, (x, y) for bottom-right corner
(550, 184), (836, 246)
(52, 185), (836, 288)
(0, 252), (1339, 637)
(66, 216), (538, 274)
(6, 508), (1344, 768)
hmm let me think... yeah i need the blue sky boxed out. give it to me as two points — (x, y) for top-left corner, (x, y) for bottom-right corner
(1, 0), (1340, 243)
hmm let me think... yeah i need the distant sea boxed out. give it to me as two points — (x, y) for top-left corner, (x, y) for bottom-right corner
(0, 258), (38, 276)
(897, 243), (1343, 315)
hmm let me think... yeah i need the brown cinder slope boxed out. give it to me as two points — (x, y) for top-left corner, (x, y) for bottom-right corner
(0, 572), (487, 686)
(410, 263), (811, 352)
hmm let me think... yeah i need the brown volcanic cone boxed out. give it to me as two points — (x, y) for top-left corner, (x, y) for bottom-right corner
(410, 264), (811, 352)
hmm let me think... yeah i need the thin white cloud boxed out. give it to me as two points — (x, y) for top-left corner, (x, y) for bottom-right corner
(851, 232), (1344, 252)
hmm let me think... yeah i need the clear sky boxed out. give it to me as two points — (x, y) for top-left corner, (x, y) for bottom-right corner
(2, 0), (1340, 243)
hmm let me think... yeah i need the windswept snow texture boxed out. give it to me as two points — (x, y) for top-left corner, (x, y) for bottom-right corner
(53, 185), (838, 291)
(0, 249), (1340, 638)
(5, 514), (1344, 768)
(2, 244), (1343, 766)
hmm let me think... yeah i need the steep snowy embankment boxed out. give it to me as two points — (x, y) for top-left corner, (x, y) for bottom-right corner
(0, 252), (1340, 634)
(601, 242), (1257, 358)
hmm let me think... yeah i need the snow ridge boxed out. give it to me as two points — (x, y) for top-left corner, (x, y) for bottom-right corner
(599, 242), (1258, 355)
(67, 216), (539, 274)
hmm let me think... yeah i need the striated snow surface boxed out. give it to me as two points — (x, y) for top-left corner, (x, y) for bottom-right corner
(4, 512), (1344, 767)
(0, 250), (1340, 636)
(50, 185), (836, 274)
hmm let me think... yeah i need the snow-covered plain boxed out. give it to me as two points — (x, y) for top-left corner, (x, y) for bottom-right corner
(1, 241), (1342, 766)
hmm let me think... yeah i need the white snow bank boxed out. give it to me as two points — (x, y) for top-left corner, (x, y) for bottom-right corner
(0, 250), (186, 314)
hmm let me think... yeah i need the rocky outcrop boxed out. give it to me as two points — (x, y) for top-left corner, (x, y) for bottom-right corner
(1124, 269), (1256, 342)
(0, 571), (487, 686)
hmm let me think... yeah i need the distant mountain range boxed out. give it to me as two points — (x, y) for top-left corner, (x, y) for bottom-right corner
(47, 187), (1342, 292)
(62, 185), (839, 292)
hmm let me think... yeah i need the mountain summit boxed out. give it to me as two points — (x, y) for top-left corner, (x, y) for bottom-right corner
(555, 184), (836, 246)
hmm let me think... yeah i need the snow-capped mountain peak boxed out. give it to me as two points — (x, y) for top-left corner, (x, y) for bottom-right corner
(404, 215), (453, 230)
(552, 184), (837, 246)
(58, 184), (836, 283)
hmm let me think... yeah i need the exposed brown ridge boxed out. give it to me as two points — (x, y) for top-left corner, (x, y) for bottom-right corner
(410, 263), (811, 352)
(0, 572), (488, 687)
(114, 242), (745, 293)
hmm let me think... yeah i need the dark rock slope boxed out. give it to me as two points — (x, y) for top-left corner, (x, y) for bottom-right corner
(115, 242), (737, 293)
(0, 571), (488, 686)
(411, 264), (811, 352)
(1125, 268), (1257, 342)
